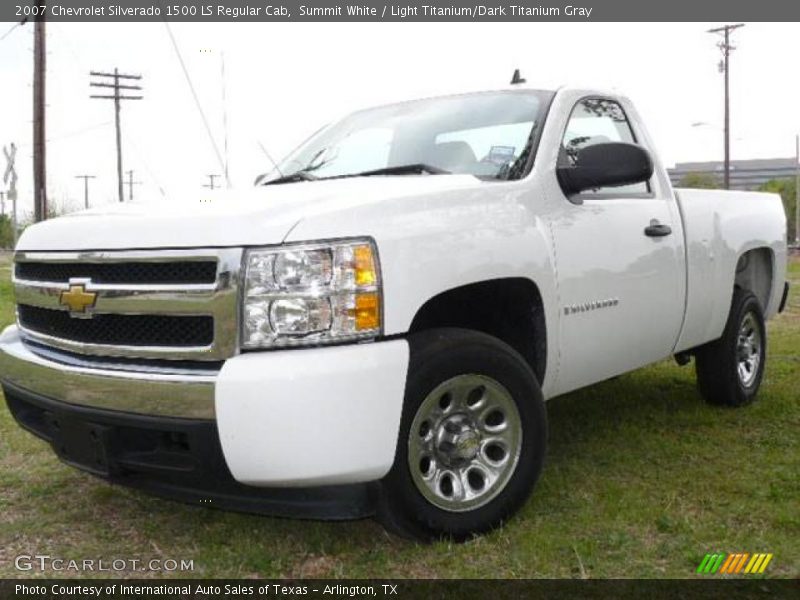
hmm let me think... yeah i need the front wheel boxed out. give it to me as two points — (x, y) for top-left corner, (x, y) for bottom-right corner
(378, 328), (547, 541)
(695, 287), (767, 407)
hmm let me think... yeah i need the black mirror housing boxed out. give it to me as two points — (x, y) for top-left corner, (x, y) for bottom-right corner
(557, 142), (654, 196)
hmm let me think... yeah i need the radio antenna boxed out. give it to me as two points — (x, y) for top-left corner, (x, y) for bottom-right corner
(510, 69), (526, 85)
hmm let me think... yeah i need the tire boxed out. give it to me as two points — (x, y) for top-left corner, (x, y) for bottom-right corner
(695, 287), (766, 407)
(378, 328), (547, 541)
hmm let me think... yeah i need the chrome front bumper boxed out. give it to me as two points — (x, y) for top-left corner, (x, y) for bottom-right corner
(0, 325), (216, 419)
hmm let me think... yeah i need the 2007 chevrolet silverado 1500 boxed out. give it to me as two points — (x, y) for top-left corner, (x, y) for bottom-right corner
(0, 86), (789, 540)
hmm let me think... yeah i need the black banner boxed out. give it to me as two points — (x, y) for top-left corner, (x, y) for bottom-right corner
(4, 0), (800, 22)
(2, 579), (799, 600)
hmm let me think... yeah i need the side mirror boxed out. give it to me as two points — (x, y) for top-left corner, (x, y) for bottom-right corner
(557, 142), (654, 196)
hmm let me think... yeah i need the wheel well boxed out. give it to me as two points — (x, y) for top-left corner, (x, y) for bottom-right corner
(735, 248), (773, 311)
(408, 278), (547, 384)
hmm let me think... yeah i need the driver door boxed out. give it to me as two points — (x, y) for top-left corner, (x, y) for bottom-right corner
(550, 98), (685, 394)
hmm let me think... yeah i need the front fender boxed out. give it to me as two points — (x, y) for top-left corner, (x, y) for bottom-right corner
(286, 182), (560, 395)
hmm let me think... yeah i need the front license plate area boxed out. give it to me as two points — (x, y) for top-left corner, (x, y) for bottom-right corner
(47, 413), (112, 477)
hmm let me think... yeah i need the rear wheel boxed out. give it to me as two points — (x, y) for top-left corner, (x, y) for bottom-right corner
(378, 328), (547, 541)
(695, 288), (766, 407)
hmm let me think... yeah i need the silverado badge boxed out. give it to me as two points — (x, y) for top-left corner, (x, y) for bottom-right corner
(59, 282), (97, 317)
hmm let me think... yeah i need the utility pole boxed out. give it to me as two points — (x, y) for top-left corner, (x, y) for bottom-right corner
(90, 69), (143, 202)
(203, 174), (220, 190)
(124, 169), (141, 201)
(75, 174), (96, 209)
(0, 191), (5, 217)
(33, 19), (47, 221)
(708, 23), (744, 191)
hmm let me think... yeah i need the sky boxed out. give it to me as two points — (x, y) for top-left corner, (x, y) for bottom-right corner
(1, 21), (799, 220)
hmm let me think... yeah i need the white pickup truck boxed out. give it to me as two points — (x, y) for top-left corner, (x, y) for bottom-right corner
(0, 86), (789, 540)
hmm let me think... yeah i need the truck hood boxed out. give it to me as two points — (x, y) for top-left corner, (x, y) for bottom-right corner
(17, 175), (483, 251)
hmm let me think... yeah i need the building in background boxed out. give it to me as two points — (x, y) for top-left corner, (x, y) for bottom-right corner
(668, 158), (798, 190)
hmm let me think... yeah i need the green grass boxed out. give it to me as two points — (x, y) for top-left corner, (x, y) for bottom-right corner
(0, 251), (797, 579)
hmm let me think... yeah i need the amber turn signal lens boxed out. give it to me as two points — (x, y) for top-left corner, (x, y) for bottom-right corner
(355, 292), (380, 331)
(354, 244), (377, 287)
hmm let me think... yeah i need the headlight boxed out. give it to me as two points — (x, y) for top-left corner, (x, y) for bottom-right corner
(241, 238), (382, 348)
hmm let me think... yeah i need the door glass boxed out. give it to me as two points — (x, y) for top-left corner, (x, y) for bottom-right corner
(560, 99), (650, 195)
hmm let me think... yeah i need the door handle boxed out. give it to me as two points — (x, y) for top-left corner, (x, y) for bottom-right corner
(644, 221), (672, 237)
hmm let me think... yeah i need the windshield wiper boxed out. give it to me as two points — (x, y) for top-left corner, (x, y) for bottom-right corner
(261, 163), (449, 186)
(348, 163), (451, 177)
(261, 170), (318, 186)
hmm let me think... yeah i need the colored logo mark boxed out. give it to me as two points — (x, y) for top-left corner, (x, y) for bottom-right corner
(696, 553), (773, 575)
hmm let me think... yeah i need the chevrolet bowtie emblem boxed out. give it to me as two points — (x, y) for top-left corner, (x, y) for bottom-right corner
(59, 283), (97, 316)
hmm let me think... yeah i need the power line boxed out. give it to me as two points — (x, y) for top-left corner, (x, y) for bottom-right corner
(124, 133), (167, 198)
(161, 20), (227, 182)
(7, 121), (112, 151)
(0, 18), (27, 42)
(48, 121), (113, 143)
(257, 141), (284, 180)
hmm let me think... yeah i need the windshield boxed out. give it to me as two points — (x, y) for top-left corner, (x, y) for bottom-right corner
(261, 90), (553, 184)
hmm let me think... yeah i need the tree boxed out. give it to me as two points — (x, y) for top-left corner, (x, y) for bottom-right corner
(759, 178), (797, 243)
(0, 214), (14, 249)
(678, 172), (722, 189)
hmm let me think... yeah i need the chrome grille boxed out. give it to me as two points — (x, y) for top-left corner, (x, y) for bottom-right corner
(18, 305), (214, 347)
(15, 260), (218, 285)
(13, 249), (243, 361)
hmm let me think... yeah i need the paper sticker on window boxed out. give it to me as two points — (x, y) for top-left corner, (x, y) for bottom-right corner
(485, 145), (516, 165)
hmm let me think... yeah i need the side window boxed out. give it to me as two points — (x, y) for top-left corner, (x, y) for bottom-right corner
(560, 99), (650, 196)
